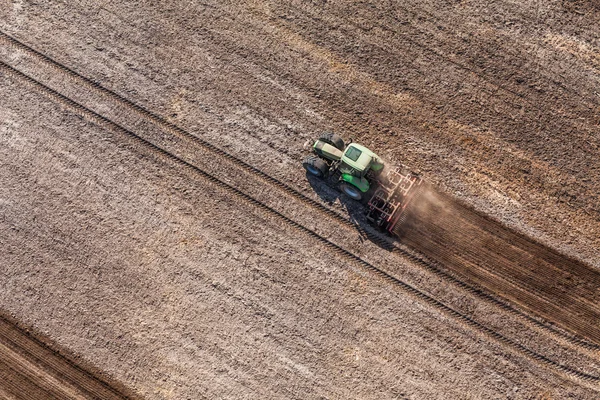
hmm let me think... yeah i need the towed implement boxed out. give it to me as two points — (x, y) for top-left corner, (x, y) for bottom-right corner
(303, 133), (423, 233)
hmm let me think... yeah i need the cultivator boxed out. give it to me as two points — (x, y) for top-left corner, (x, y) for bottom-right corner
(366, 166), (423, 233)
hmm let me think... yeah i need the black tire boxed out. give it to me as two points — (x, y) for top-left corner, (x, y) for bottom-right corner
(303, 156), (328, 178)
(318, 132), (345, 151)
(339, 182), (363, 201)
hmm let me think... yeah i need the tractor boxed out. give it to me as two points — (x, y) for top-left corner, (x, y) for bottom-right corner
(303, 132), (424, 234)
(302, 133), (384, 201)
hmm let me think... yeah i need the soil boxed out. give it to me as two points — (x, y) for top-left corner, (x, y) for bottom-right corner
(0, 0), (599, 399)
(0, 311), (138, 399)
(397, 186), (600, 344)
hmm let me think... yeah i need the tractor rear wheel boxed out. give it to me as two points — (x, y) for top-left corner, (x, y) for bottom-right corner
(303, 156), (328, 178)
(340, 182), (363, 201)
(318, 132), (345, 151)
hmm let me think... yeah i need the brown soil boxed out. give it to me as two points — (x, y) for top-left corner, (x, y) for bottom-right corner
(1, 0), (599, 399)
(396, 186), (600, 344)
(0, 311), (137, 399)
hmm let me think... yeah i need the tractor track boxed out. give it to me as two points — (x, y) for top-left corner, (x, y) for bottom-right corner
(1, 59), (599, 385)
(1, 30), (598, 354)
(446, 195), (600, 286)
(0, 312), (137, 400)
(440, 195), (600, 301)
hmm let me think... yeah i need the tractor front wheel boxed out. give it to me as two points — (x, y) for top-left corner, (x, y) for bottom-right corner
(303, 156), (328, 178)
(340, 182), (363, 201)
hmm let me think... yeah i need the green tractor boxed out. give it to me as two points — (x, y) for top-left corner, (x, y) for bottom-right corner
(303, 133), (384, 201)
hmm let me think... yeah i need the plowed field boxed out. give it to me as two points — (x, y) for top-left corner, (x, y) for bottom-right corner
(1, 0), (599, 399)
(397, 187), (600, 344)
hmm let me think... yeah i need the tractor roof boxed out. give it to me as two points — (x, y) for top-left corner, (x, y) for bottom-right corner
(342, 143), (375, 171)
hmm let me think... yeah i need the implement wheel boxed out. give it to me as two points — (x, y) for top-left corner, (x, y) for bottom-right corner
(340, 182), (363, 201)
(318, 132), (345, 151)
(303, 156), (328, 178)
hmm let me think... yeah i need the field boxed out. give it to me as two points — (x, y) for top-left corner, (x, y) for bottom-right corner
(1, 0), (599, 398)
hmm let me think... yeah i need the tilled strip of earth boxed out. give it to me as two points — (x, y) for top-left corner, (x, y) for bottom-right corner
(1, 42), (600, 390)
(0, 312), (137, 399)
(396, 187), (600, 345)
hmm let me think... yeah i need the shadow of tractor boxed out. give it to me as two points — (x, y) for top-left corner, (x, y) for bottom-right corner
(305, 172), (397, 252)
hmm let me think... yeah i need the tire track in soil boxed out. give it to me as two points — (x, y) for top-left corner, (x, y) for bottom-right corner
(1, 60), (599, 385)
(395, 188), (600, 345)
(0, 313), (138, 400)
(1, 29), (598, 352)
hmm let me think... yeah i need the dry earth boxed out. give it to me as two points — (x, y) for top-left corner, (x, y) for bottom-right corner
(0, 0), (599, 399)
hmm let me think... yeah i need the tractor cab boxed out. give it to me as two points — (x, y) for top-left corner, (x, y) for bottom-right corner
(339, 144), (383, 178)
(336, 143), (384, 198)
